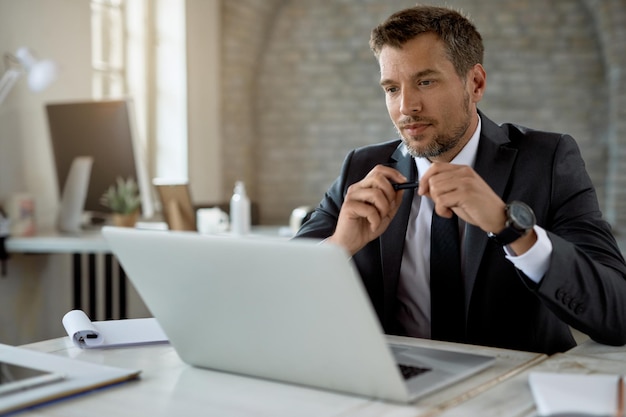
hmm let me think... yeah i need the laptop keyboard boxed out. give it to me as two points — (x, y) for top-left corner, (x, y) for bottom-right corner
(398, 364), (432, 380)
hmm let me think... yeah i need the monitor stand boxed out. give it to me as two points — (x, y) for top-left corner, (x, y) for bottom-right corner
(58, 156), (93, 233)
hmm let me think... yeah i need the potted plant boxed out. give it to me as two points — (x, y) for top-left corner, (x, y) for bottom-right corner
(100, 177), (141, 227)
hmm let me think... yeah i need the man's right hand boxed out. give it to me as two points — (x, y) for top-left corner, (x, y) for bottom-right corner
(328, 165), (407, 255)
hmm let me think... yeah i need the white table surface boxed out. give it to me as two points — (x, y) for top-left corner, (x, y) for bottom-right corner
(18, 335), (545, 417)
(437, 351), (626, 417)
(566, 338), (626, 362)
(5, 226), (291, 254)
(5, 229), (110, 253)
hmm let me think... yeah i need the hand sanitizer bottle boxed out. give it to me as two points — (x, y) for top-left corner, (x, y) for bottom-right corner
(230, 181), (251, 235)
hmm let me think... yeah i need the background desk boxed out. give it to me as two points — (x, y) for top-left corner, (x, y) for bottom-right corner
(5, 226), (291, 321)
(19, 335), (544, 417)
(5, 230), (126, 321)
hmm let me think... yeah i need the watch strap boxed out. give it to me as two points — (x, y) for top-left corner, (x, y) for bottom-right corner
(487, 227), (524, 246)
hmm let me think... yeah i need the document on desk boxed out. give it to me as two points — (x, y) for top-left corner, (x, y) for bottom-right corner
(62, 310), (169, 349)
(529, 371), (623, 416)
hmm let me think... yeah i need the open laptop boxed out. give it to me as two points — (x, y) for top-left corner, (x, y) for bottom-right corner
(102, 227), (494, 403)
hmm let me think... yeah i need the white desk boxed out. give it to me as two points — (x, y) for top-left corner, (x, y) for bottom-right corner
(566, 338), (626, 362)
(5, 226), (289, 253)
(438, 349), (626, 417)
(19, 335), (545, 417)
(5, 229), (124, 321)
(5, 229), (109, 253)
(5, 227), (290, 321)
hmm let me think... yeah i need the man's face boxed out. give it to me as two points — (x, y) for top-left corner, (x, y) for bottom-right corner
(378, 33), (484, 162)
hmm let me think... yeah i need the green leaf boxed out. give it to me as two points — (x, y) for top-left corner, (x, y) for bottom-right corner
(99, 176), (141, 214)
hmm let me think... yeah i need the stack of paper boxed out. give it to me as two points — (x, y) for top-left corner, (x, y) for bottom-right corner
(529, 371), (622, 416)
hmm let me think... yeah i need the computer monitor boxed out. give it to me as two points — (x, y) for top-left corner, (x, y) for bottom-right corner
(45, 99), (155, 232)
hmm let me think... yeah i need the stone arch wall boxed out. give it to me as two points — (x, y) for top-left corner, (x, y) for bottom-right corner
(221, 0), (286, 200)
(222, 0), (626, 232)
(581, 0), (626, 230)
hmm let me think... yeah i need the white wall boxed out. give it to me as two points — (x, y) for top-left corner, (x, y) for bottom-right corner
(0, 0), (134, 346)
(0, 0), (224, 229)
(0, 0), (220, 345)
(0, 0), (92, 345)
(0, 0), (91, 227)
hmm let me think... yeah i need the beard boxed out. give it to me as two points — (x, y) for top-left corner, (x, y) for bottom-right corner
(395, 95), (472, 160)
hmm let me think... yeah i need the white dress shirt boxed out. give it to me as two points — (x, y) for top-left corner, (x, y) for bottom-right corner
(395, 116), (553, 339)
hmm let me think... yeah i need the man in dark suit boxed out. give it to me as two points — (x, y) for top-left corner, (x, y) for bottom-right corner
(295, 5), (626, 354)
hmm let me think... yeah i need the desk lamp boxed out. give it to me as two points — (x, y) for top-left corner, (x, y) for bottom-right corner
(0, 47), (57, 104)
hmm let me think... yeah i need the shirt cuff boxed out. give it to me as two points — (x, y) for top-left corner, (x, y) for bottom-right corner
(504, 225), (552, 284)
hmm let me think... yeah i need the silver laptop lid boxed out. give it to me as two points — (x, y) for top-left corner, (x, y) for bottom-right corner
(102, 227), (411, 402)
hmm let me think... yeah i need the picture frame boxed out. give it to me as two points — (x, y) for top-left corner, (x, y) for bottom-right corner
(153, 180), (196, 231)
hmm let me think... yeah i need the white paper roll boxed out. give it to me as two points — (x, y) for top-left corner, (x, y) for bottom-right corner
(62, 310), (103, 348)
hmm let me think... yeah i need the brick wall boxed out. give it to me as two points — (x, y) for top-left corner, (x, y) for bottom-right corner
(221, 0), (626, 233)
(583, 0), (626, 230)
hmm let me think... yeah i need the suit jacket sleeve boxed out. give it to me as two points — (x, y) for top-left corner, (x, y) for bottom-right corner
(520, 133), (626, 346)
(295, 140), (404, 240)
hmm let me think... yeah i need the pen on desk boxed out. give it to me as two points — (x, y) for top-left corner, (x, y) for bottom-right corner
(617, 376), (624, 417)
(392, 181), (420, 191)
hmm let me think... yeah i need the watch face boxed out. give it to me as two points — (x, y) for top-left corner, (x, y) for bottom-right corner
(509, 202), (536, 229)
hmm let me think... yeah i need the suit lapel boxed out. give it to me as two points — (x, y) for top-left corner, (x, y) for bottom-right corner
(463, 114), (517, 312)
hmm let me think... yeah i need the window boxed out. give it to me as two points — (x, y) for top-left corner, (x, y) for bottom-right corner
(90, 0), (187, 182)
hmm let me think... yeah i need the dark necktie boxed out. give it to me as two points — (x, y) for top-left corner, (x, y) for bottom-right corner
(430, 211), (465, 342)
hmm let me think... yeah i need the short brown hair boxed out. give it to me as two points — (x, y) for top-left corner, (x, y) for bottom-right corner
(370, 5), (484, 78)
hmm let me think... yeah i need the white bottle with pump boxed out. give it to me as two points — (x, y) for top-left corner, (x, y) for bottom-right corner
(230, 181), (251, 235)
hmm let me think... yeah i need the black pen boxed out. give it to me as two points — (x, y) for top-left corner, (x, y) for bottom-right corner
(393, 181), (420, 191)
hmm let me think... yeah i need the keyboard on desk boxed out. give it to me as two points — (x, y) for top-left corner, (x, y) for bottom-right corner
(398, 364), (432, 380)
